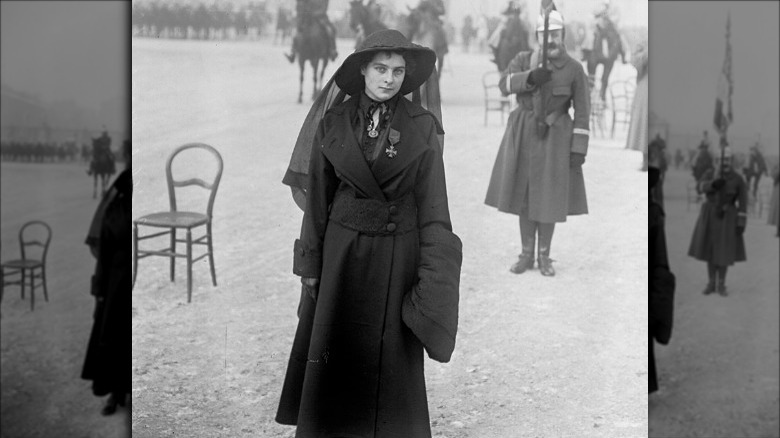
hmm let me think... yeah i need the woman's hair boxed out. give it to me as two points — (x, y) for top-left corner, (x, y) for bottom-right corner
(360, 50), (417, 76)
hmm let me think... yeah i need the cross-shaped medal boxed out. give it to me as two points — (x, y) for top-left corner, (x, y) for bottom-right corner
(385, 145), (398, 158)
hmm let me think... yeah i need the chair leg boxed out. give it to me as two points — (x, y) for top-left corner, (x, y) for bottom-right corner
(186, 229), (193, 303)
(29, 270), (34, 311)
(21, 269), (25, 300)
(42, 266), (48, 302)
(132, 223), (139, 289)
(207, 223), (217, 287)
(170, 229), (176, 282)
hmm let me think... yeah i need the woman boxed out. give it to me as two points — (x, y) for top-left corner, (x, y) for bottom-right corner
(82, 139), (132, 415)
(768, 164), (779, 236)
(688, 146), (747, 296)
(625, 38), (648, 170)
(277, 29), (462, 437)
(649, 163), (675, 394)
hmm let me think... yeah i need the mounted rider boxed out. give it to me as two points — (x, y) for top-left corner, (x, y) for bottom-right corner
(285, 0), (338, 63)
(490, 1), (531, 71)
(88, 130), (115, 177)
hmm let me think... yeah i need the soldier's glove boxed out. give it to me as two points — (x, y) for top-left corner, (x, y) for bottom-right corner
(301, 277), (320, 301)
(570, 153), (586, 168)
(527, 67), (553, 87)
(736, 225), (745, 235)
(711, 178), (726, 190)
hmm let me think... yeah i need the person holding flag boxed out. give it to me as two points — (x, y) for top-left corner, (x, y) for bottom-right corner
(688, 145), (747, 296)
(485, 1), (590, 277)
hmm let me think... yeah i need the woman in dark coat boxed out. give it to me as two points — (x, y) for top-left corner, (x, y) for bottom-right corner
(277, 29), (462, 437)
(688, 146), (747, 296)
(649, 165), (675, 394)
(82, 139), (132, 415)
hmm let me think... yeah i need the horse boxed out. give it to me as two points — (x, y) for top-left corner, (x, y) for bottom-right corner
(584, 15), (625, 101)
(490, 15), (530, 71)
(349, 0), (387, 50)
(293, 15), (330, 103)
(399, 7), (448, 76)
(87, 137), (116, 199)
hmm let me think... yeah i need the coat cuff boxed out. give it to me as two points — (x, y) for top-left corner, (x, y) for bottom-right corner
(292, 239), (321, 278)
(572, 130), (589, 155)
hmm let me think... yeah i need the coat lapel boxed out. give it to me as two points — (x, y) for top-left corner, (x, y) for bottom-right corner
(320, 100), (386, 201)
(371, 99), (431, 187)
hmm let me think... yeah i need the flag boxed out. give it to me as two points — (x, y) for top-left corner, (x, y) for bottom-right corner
(713, 12), (733, 136)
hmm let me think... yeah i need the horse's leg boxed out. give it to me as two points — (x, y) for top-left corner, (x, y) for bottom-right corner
(318, 59), (327, 96)
(600, 59), (615, 101)
(311, 58), (319, 101)
(298, 59), (304, 103)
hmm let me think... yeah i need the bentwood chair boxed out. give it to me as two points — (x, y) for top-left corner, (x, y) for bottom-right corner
(482, 71), (513, 126)
(609, 80), (636, 139)
(1, 221), (52, 311)
(133, 143), (223, 303)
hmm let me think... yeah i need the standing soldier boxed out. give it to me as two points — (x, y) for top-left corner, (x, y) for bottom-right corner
(485, 9), (590, 277)
(688, 145), (747, 296)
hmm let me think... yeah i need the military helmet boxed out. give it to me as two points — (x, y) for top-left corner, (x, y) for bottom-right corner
(536, 10), (564, 32)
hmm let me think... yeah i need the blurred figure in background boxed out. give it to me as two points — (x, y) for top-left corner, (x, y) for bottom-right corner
(625, 38), (648, 170)
(744, 142), (768, 198)
(688, 145), (747, 297)
(648, 133), (667, 206)
(82, 139), (132, 416)
(768, 163), (779, 236)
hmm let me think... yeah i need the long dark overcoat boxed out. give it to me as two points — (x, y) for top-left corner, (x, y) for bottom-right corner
(650, 196), (674, 394)
(276, 96), (461, 438)
(82, 169), (132, 396)
(688, 168), (747, 266)
(485, 49), (589, 223)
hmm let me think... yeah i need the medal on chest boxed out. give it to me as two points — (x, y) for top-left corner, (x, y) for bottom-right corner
(385, 145), (398, 158)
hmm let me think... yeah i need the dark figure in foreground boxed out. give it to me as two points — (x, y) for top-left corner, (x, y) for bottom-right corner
(82, 140), (132, 416)
(688, 146), (747, 296)
(649, 164), (675, 394)
(277, 30), (461, 437)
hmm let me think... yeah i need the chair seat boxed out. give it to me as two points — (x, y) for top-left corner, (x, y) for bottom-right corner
(2, 259), (43, 269)
(135, 211), (209, 228)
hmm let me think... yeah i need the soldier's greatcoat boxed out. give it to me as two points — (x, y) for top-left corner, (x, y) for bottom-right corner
(485, 49), (590, 223)
(276, 96), (461, 438)
(688, 168), (747, 265)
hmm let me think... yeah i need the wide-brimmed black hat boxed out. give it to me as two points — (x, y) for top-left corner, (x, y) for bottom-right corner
(334, 29), (437, 96)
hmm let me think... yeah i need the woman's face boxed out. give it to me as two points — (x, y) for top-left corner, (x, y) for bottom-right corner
(361, 52), (406, 102)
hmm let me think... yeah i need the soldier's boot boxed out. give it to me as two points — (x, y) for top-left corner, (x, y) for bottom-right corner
(510, 216), (536, 274)
(537, 222), (556, 277)
(716, 267), (728, 296)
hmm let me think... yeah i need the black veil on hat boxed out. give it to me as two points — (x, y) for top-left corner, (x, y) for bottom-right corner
(282, 29), (444, 210)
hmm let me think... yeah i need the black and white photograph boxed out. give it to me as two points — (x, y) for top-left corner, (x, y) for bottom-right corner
(131, 0), (648, 436)
(648, 1), (780, 437)
(1, 1), (131, 437)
